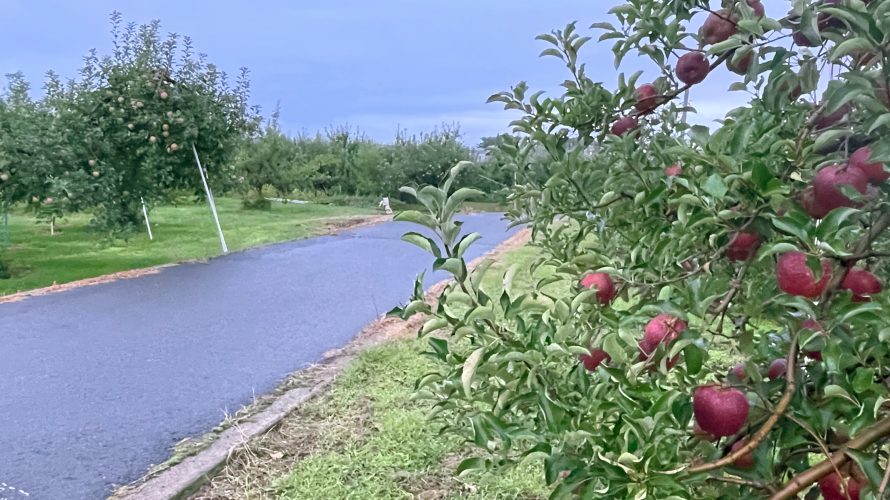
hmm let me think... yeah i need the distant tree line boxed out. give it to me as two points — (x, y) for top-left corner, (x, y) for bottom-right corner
(233, 117), (516, 209)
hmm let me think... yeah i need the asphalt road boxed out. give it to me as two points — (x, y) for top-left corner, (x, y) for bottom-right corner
(0, 212), (517, 500)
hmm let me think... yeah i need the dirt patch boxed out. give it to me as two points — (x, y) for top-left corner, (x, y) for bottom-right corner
(111, 227), (530, 500)
(0, 214), (390, 305)
(318, 214), (390, 233)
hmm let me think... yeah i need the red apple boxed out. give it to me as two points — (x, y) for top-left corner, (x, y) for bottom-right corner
(611, 116), (639, 137)
(700, 9), (738, 45)
(693, 422), (718, 441)
(817, 0), (845, 30)
(800, 186), (831, 219)
(813, 103), (852, 129)
(812, 164), (868, 212)
(730, 440), (755, 468)
(634, 83), (660, 113)
(747, 0), (765, 17)
(850, 146), (889, 184)
(729, 363), (748, 381)
(580, 272), (618, 305)
(767, 358), (787, 380)
(793, 30), (820, 47)
(693, 385), (749, 437)
(727, 50), (754, 75)
(676, 52), (710, 85)
(639, 314), (686, 367)
(818, 471), (862, 500)
(841, 268), (883, 302)
(665, 164), (683, 177)
(579, 348), (611, 372)
(726, 232), (762, 262)
(776, 252), (832, 299)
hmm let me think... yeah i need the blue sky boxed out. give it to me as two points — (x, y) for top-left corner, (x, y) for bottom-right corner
(0, 1), (782, 145)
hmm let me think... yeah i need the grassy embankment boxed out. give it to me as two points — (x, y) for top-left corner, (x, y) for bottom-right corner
(0, 197), (375, 295)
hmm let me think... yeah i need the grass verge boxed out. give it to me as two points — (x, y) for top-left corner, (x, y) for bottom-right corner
(0, 197), (375, 296)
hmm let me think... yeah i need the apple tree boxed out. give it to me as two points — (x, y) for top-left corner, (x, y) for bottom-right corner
(394, 1), (890, 498)
(61, 12), (256, 235)
(234, 112), (300, 209)
(0, 72), (95, 236)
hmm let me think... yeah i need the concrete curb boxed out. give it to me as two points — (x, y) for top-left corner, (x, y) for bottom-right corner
(113, 357), (353, 500)
(112, 226), (531, 500)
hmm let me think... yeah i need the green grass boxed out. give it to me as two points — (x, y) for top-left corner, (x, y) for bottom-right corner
(269, 247), (547, 500)
(274, 340), (547, 500)
(0, 197), (373, 295)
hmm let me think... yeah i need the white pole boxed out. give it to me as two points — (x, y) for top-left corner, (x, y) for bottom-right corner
(141, 197), (154, 241)
(50, 217), (55, 236)
(192, 144), (228, 254)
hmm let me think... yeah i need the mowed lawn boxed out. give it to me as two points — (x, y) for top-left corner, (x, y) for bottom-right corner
(0, 197), (375, 296)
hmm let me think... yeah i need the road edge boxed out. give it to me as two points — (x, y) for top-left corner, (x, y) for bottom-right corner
(110, 226), (531, 500)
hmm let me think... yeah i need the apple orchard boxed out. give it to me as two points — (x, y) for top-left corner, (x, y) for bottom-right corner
(394, 0), (890, 499)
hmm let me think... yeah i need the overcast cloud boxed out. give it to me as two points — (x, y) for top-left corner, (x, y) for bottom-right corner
(0, 1), (791, 145)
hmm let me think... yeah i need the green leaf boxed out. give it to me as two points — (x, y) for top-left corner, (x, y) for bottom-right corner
(401, 232), (442, 258)
(455, 457), (488, 476)
(814, 129), (851, 153)
(816, 207), (860, 241)
(758, 242), (800, 261)
(839, 302), (885, 324)
(395, 210), (439, 231)
(434, 257), (466, 279)
(751, 163), (774, 192)
(462, 347), (484, 397)
(830, 37), (873, 62)
(603, 334), (627, 363)
(443, 187), (485, 219)
(689, 125), (710, 148)
(540, 48), (565, 60)
(824, 384), (857, 403)
(421, 317), (450, 335)
(684, 344), (703, 376)
(416, 185), (447, 212)
(867, 113), (890, 134)
(851, 368), (875, 394)
(709, 37), (743, 55)
(799, 8), (822, 47)
(427, 337), (449, 360)
(702, 174), (727, 199)
(455, 232), (482, 259)
(771, 217), (810, 242)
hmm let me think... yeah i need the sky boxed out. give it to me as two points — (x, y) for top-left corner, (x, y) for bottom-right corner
(0, 0), (787, 146)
